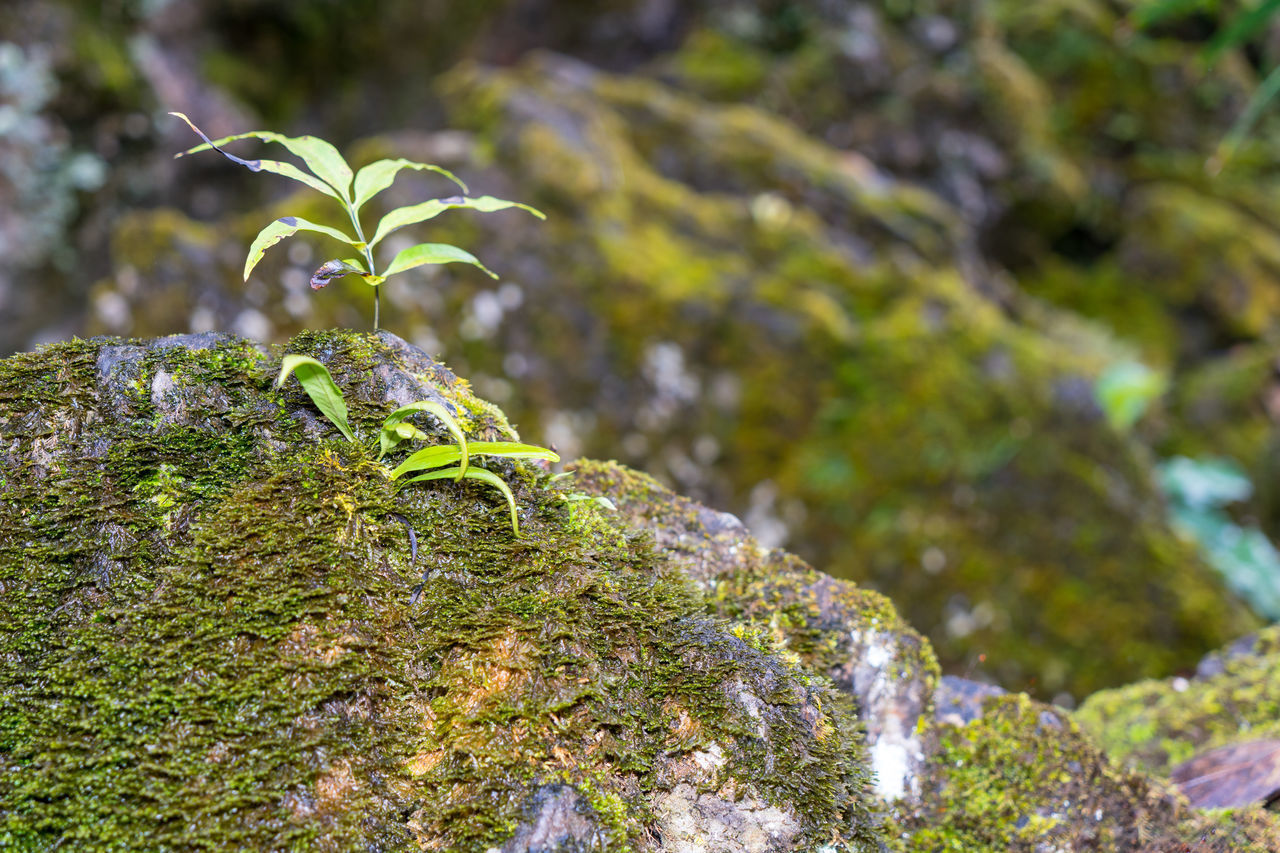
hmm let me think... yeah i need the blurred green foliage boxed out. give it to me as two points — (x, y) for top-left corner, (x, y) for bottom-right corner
(1159, 455), (1280, 620)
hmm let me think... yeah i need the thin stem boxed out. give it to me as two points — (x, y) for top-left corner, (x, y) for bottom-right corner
(343, 201), (380, 330)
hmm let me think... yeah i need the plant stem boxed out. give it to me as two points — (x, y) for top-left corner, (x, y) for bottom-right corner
(343, 201), (380, 331)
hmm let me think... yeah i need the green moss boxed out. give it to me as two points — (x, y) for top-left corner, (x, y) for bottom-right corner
(891, 692), (1280, 851)
(1075, 624), (1280, 776)
(0, 331), (881, 850)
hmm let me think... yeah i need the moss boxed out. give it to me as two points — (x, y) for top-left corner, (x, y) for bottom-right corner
(0, 331), (881, 850)
(891, 693), (1280, 852)
(1075, 624), (1280, 777)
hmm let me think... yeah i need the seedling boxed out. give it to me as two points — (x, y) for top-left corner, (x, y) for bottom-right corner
(275, 355), (558, 535)
(171, 112), (545, 330)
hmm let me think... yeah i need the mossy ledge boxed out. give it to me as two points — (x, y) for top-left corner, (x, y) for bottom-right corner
(2, 329), (1276, 851)
(0, 330), (878, 851)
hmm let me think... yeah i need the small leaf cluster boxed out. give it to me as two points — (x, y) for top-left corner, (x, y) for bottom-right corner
(171, 112), (545, 330)
(276, 355), (558, 535)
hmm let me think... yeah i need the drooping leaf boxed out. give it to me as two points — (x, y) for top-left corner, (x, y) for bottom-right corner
(274, 355), (356, 443)
(310, 259), (369, 291)
(171, 112), (353, 198)
(171, 112), (345, 201)
(351, 159), (469, 212)
(380, 400), (469, 469)
(370, 195), (546, 246)
(243, 217), (359, 281)
(404, 466), (522, 536)
(382, 242), (498, 279)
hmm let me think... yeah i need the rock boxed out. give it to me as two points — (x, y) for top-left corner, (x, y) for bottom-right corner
(1, 330), (1277, 850)
(1170, 740), (1280, 810)
(0, 330), (880, 851)
(1076, 623), (1280, 780)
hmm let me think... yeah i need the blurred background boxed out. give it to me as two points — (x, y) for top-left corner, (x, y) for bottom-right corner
(5, 0), (1280, 703)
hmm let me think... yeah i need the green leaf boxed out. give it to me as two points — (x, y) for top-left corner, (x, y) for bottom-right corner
(468, 441), (560, 462)
(404, 466), (522, 536)
(171, 113), (353, 198)
(380, 400), (469, 468)
(171, 112), (347, 202)
(1203, 0), (1280, 66)
(370, 195), (546, 247)
(243, 217), (358, 281)
(274, 355), (356, 443)
(1213, 63), (1280, 171)
(1130, 0), (1212, 29)
(351, 159), (469, 212)
(390, 445), (465, 478)
(1094, 360), (1167, 432)
(382, 242), (498, 279)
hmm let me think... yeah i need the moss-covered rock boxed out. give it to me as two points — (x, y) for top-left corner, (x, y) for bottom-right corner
(1076, 624), (1280, 778)
(895, 689), (1280, 852)
(3, 330), (1277, 849)
(0, 330), (886, 851)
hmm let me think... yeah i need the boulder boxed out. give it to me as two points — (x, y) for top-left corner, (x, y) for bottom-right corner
(2, 329), (1276, 850)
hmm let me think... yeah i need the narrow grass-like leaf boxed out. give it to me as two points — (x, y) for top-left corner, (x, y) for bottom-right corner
(274, 355), (356, 443)
(370, 195), (546, 247)
(1130, 0), (1211, 29)
(1203, 0), (1280, 66)
(563, 494), (618, 511)
(1213, 63), (1280, 171)
(352, 159), (469, 212)
(468, 441), (560, 462)
(383, 242), (498, 279)
(405, 466), (522, 536)
(380, 401), (469, 468)
(244, 217), (358, 280)
(390, 445), (465, 478)
(170, 112), (346, 201)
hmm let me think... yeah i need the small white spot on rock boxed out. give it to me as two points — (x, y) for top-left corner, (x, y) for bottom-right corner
(871, 740), (909, 800)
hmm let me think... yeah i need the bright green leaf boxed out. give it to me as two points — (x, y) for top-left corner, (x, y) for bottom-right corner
(352, 159), (469, 212)
(274, 355), (356, 443)
(383, 242), (498, 279)
(1203, 0), (1280, 65)
(243, 217), (358, 281)
(380, 401), (469, 470)
(370, 195), (546, 247)
(390, 445), (465, 478)
(404, 466), (522, 536)
(1095, 360), (1167, 432)
(468, 441), (560, 463)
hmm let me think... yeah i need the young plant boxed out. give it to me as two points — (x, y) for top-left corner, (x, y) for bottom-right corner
(274, 356), (558, 536)
(171, 112), (545, 331)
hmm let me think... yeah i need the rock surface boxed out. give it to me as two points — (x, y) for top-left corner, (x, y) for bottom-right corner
(2, 330), (1277, 850)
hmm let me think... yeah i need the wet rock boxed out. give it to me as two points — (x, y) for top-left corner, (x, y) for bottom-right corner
(1076, 623), (1280, 780)
(499, 784), (605, 853)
